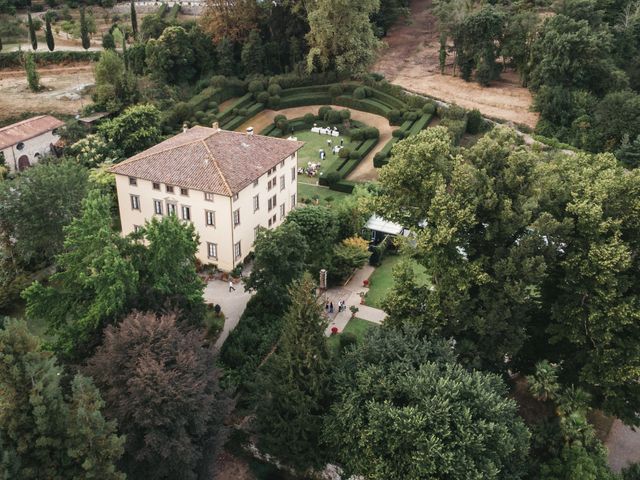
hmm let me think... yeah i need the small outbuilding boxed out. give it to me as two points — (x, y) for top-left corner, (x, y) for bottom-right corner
(0, 115), (64, 173)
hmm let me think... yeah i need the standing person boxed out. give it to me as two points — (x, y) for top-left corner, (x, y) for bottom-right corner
(340, 138), (344, 146)
(327, 139), (332, 147)
(229, 280), (235, 292)
(329, 302), (334, 313)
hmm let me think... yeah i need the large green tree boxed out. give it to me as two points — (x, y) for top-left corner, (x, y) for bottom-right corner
(22, 190), (138, 357)
(254, 274), (330, 468)
(0, 160), (89, 266)
(241, 29), (265, 75)
(306, 0), (381, 75)
(94, 49), (138, 112)
(216, 36), (235, 76)
(0, 320), (124, 479)
(145, 26), (197, 84)
(45, 14), (54, 51)
(84, 311), (221, 480)
(97, 103), (162, 158)
(80, 6), (90, 50)
(27, 12), (37, 50)
(324, 326), (530, 480)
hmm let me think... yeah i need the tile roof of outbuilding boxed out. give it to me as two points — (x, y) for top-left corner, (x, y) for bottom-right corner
(0, 115), (65, 150)
(109, 126), (304, 196)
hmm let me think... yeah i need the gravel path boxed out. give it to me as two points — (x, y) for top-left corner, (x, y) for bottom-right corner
(235, 105), (394, 182)
(606, 419), (640, 472)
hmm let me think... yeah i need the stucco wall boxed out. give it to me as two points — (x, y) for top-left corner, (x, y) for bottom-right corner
(1, 130), (60, 173)
(114, 151), (299, 271)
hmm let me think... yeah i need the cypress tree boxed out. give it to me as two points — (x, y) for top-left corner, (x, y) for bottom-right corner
(130, 0), (138, 39)
(80, 6), (90, 50)
(24, 52), (40, 91)
(45, 15), (55, 51)
(28, 12), (37, 51)
(216, 36), (234, 76)
(122, 34), (128, 71)
(254, 274), (331, 468)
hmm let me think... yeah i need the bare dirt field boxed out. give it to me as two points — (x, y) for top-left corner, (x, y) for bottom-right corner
(373, 0), (539, 129)
(0, 64), (94, 119)
(235, 105), (395, 182)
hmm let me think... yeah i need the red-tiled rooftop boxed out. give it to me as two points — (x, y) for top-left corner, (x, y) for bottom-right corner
(0, 115), (65, 150)
(109, 126), (305, 196)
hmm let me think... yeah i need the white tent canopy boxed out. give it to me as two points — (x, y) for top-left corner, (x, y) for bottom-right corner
(364, 215), (404, 236)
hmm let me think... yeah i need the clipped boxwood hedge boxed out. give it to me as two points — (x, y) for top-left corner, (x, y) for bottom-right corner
(277, 94), (333, 109)
(330, 180), (356, 193)
(407, 113), (432, 136)
(221, 115), (247, 131)
(216, 93), (254, 124)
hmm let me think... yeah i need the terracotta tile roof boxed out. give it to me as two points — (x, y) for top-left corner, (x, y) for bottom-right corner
(0, 115), (65, 150)
(109, 126), (304, 196)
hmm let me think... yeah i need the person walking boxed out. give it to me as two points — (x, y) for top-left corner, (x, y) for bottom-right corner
(228, 280), (235, 292)
(329, 302), (334, 313)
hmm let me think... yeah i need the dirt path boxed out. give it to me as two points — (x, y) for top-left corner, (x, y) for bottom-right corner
(373, 0), (538, 128)
(606, 419), (640, 473)
(0, 64), (94, 119)
(235, 105), (394, 182)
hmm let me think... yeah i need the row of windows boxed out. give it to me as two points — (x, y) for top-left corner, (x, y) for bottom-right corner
(206, 241), (242, 260)
(129, 177), (215, 201)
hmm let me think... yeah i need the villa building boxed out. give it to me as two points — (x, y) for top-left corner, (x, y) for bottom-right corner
(0, 115), (64, 173)
(109, 124), (304, 271)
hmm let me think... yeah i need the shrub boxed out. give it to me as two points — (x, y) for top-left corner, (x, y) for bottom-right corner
(268, 95), (281, 108)
(350, 129), (364, 141)
(276, 118), (289, 133)
(303, 113), (316, 126)
(443, 104), (467, 120)
(466, 109), (484, 134)
(365, 127), (379, 139)
(257, 91), (269, 103)
(248, 79), (264, 93)
(392, 129), (405, 138)
(210, 75), (228, 88)
(340, 109), (351, 120)
(274, 114), (287, 123)
(318, 105), (332, 120)
(338, 148), (351, 159)
(329, 84), (343, 98)
(339, 332), (358, 352)
(330, 180), (356, 193)
(354, 87), (367, 99)
(238, 108), (249, 117)
(373, 152), (388, 168)
(328, 109), (342, 124)
(324, 171), (341, 186)
(387, 109), (402, 125)
(267, 83), (282, 96)
(422, 102), (437, 115)
(406, 95), (427, 108)
(403, 111), (419, 121)
(349, 150), (361, 160)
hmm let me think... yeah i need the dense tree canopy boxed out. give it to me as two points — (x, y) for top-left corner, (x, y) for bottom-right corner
(84, 311), (221, 480)
(97, 103), (162, 158)
(324, 327), (530, 480)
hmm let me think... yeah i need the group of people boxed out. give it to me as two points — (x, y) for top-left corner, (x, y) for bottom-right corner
(325, 300), (347, 314)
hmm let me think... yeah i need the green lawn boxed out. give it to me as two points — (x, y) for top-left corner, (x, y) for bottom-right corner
(327, 317), (378, 354)
(297, 183), (350, 207)
(365, 255), (430, 309)
(294, 130), (358, 185)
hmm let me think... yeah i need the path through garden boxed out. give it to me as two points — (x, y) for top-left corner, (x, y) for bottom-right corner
(235, 105), (394, 182)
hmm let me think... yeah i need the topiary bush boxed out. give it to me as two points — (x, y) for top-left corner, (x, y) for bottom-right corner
(354, 87), (367, 100)
(267, 83), (282, 96)
(257, 91), (269, 104)
(303, 113), (316, 126)
(340, 109), (351, 120)
(350, 129), (364, 141)
(268, 95), (281, 108)
(339, 148), (351, 159)
(466, 109), (484, 134)
(274, 114), (287, 123)
(387, 109), (402, 125)
(403, 111), (419, 121)
(208, 101), (219, 113)
(422, 102), (437, 115)
(392, 129), (405, 138)
(329, 84), (343, 98)
(324, 171), (341, 186)
(365, 127), (379, 139)
(328, 109), (342, 124)
(248, 79), (265, 94)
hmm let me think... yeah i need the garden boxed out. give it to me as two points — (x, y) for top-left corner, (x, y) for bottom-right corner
(365, 255), (430, 308)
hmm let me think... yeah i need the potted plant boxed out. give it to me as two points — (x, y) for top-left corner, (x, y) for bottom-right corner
(349, 305), (359, 318)
(331, 326), (339, 335)
(363, 279), (369, 287)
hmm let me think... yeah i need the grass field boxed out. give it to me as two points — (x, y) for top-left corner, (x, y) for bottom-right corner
(297, 183), (350, 207)
(327, 317), (379, 354)
(295, 130), (358, 185)
(365, 255), (430, 308)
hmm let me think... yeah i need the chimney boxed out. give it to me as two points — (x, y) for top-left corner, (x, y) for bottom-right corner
(182, 122), (189, 133)
(212, 122), (219, 131)
(246, 127), (254, 136)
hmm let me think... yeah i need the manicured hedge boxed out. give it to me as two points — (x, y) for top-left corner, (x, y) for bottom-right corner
(355, 138), (378, 158)
(216, 93), (254, 124)
(188, 83), (245, 112)
(408, 113), (433, 136)
(369, 89), (407, 110)
(330, 180), (356, 193)
(221, 115), (246, 131)
(277, 94), (333, 109)
(245, 102), (265, 118)
(0, 51), (101, 68)
(334, 95), (392, 117)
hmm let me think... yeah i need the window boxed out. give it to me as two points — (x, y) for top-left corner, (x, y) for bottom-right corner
(207, 242), (218, 259)
(291, 194), (296, 208)
(233, 208), (240, 227)
(205, 210), (215, 227)
(280, 203), (285, 220)
(253, 179), (259, 187)
(130, 195), (140, 210)
(268, 194), (277, 211)
(268, 214), (277, 227)
(279, 160), (285, 168)
(16, 142), (24, 150)
(181, 205), (191, 221)
(234, 241), (242, 259)
(180, 187), (188, 196)
(253, 194), (260, 212)
(153, 199), (163, 215)
(129, 177), (137, 186)
(291, 167), (296, 182)
(233, 193), (239, 202)
(267, 177), (277, 191)
(280, 175), (285, 191)
(267, 166), (276, 176)
(204, 192), (214, 202)
(254, 225), (260, 240)
(167, 202), (177, 216)
(166, 185), (174, 193)
(152, 182), (160, 190)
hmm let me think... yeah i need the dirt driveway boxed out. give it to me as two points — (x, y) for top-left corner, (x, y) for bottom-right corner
(373, 0), (538, 128)
(236, 105), (394, 182)
(0, 64), (94, 119)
